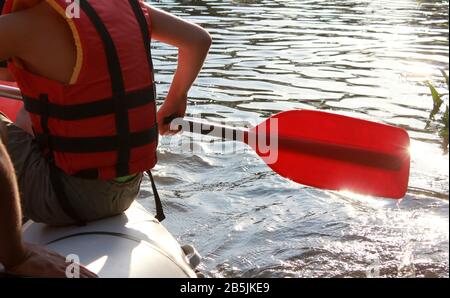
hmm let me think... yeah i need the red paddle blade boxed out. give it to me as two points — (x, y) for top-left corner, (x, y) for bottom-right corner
(248, 110), (410, 199)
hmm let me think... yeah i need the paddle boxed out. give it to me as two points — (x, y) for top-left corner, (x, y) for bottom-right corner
(1, 83), (411, 199)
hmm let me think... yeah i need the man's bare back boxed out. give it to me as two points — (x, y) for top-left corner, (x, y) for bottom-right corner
(2, 1), (75, 83)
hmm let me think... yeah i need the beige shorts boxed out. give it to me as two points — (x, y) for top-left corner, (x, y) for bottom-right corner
(0, 113), (142, 226)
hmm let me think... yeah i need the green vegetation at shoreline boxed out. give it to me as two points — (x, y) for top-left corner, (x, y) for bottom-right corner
(426, 69), (449, 151)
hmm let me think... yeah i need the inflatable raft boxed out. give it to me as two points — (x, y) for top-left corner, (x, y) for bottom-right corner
(23, 202), (200, 278)
(1, 82), (200, 278)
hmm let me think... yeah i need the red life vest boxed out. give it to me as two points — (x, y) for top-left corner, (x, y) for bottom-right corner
(2, 0), (158, 180)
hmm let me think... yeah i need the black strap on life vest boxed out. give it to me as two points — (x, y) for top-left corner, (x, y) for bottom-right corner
(34, 127), (158, 154)
(146, 171), (165, 222)
(23, 86), (154, 120)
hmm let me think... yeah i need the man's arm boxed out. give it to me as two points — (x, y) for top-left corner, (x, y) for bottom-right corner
(0, 12), (25, 81)
(0, 129), (26, 270)
(144, 4), (212, 135)
(0, 13), (26, 62)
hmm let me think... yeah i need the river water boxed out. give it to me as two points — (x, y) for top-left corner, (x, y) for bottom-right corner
(138, 0), (449, 277)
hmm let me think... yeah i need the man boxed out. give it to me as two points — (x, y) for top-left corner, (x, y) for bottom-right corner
(0, 0), (211, 277)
